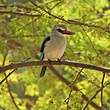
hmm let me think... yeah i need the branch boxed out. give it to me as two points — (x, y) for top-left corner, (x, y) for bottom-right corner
(50, 0), (64, 10)
(0, 4), (40, 12)
(30, 0), (110, 33)
(68, 20), (110, 33)
(65, 68), (83, 110)
(0, 60), (110, 74)
(0, 69), (17, 84)
(101, 72), (105, 108)
(0, 10), (42, 17)
(49, 66), (101, 110)
(1, 2), (110, 33)
(82, 77), (110, 110)
(2, 52), (19, 110)
(82, 87), (102, 110)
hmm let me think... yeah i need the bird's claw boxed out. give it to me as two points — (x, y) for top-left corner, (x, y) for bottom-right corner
(57, 59), (61, 63)
(48, 59), (52, 65)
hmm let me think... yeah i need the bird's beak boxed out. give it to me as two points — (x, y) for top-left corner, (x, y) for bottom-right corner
(63, 29), (75, 35)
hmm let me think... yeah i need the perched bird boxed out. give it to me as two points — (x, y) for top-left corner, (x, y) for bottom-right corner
(39, 24), (75, 77)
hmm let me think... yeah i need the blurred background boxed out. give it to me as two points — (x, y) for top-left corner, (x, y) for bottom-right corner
(0, 0), (110, 110)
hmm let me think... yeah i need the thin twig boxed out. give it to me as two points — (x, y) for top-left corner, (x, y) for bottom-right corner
(101, 72), (105, 108)
(64, 68), (84, 110)
(4, 73), (19, 110)
(0, 69), (16, 85)
(0, 4), (41, 13)
(82, 88), (102, 110)
(0, 10), (42, 17)
(74, 68), (84, 82)
(1, 2), (110, 33)
(2, 52), (19, 110)
(50, 0), (64, 10)
(82, 26), (106, 109)
(82, 73), (108, 110)
(0, 57), (31, 84)
(30, 0), (110, 33)
(65, 89), (73, 110)
(48, 66), (101, 110)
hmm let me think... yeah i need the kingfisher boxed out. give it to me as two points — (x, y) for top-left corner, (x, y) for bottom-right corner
(39, 24), (75, 77)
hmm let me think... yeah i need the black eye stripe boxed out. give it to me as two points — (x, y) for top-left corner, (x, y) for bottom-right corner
(57, 28), (64, 33)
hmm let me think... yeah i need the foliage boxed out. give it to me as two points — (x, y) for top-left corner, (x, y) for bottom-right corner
(0, 0), (110, 110)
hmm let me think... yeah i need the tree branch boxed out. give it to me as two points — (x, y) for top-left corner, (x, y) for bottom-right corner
(2, 52), (19, 110)
(0, 60), (110, 74)
(101, 72), (105, 108)
(1, 2), (110, 33)
(65, 68), (83, 110)
(0, 69), (17, 84)
(0, 10), (42, 17)
(30, 0), (110, 33)
(48, 66), (101, 110)
(82, 76), (110, 110)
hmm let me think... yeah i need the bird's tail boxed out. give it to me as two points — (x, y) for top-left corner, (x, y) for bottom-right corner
(40, 66), (47, 77)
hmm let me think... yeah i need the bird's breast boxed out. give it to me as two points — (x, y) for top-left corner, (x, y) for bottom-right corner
(44, 37), (66, 59)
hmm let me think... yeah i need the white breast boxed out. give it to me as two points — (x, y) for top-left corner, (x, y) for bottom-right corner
(44, 36), (66, 59)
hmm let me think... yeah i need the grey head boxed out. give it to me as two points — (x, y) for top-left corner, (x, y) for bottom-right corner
(51, 24), (75, 37)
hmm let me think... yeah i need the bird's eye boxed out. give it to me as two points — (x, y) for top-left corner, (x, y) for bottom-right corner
(57, 28), (64, 33)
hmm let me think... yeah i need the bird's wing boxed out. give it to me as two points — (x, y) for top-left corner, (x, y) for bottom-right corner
(39, 36), (50, 60)
(40, 36), (50, 52)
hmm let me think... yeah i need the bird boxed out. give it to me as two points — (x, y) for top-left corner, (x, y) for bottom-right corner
(39, 24), (75, 77)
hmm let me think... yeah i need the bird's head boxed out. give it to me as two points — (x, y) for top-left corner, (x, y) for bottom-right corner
(52, 24), (75, 37)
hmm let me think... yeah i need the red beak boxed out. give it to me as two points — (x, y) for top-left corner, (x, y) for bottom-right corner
(63, 29), (75, 35)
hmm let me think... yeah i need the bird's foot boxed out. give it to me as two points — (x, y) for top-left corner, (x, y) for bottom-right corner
(48, 59), (52, 65)
(57, 58), (61, 63)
